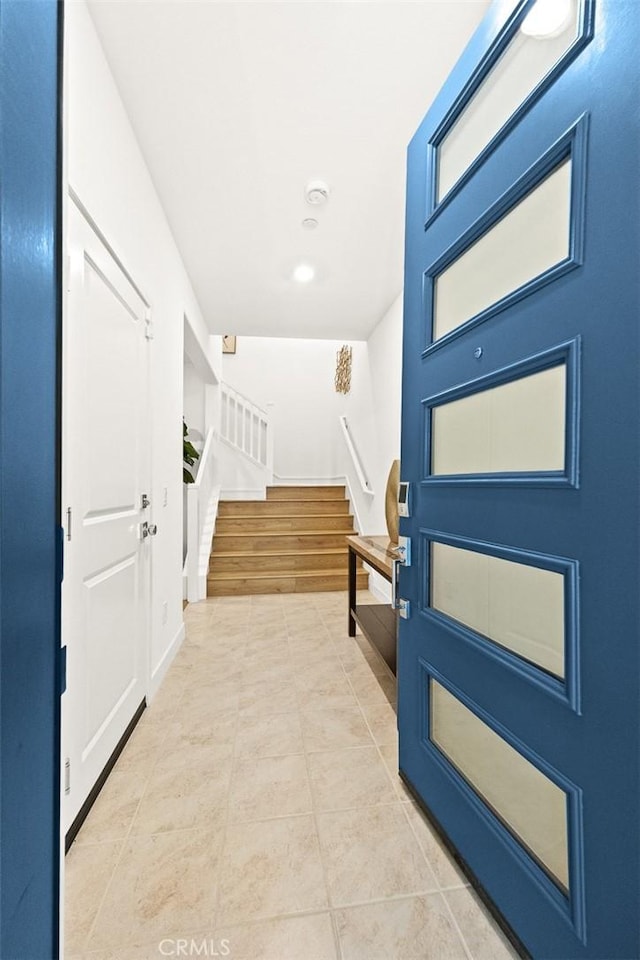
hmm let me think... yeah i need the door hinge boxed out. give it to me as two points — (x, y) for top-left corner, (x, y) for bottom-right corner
(64, 758), (71, 796)
(57, 525), (65, 584)
(58, 645), (67, 696)
(66, 506), (72, 541)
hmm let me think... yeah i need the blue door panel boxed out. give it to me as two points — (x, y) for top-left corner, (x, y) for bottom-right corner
(399, 1), (640, 956)
(0, 2), (62, 958)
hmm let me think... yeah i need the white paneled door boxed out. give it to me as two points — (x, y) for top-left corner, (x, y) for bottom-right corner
(62, 201), (151, 831)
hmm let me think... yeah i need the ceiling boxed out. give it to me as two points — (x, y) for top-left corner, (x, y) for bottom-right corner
(88, 0), (489, 340)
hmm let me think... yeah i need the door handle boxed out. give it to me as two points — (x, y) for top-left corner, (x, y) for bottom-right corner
(392, 545), (411, 617)
(396, 535), (411, 566)
(140, 521), (158, 539)
(391, 557), (399, 608)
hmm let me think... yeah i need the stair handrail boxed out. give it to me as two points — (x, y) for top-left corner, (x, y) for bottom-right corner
(185, 425), (219, 601)
(339, 415), (374, 496)
(219, 381), (273, 472)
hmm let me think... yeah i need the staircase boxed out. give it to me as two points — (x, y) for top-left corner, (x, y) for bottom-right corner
(207, 485), (369, 596)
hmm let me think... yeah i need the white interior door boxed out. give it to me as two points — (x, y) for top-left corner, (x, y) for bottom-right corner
(62, 200), (151, 831)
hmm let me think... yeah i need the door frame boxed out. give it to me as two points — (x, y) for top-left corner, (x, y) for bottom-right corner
(0, 1), (63, 957)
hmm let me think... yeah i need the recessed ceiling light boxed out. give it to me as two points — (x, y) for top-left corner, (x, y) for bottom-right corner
(305, 180), (330, 205)
(302, 218), (319, 230)
(293, 263), (315, 283)
(520, 0), (572, 38)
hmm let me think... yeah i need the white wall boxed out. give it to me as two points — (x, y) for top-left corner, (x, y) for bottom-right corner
(362, 292), (404, 531)
(221, 291), (404, 538)
(184, 358), (206, 445)
(66, 1), (218, 691)
(184, 312), (222, 446)
(223, 338), (369, 481)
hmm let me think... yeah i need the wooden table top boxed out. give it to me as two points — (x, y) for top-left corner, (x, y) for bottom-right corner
(346, 534), (399, 580)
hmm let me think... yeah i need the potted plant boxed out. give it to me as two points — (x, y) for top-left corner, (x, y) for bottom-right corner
(183, 419), (200, 483)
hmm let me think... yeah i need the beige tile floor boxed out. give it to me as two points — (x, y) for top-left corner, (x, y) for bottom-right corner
(66, 591), (518, 960)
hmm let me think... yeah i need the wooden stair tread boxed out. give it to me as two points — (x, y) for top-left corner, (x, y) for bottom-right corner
(210, 547), (351, 558)
(220, 498), (346, 504)
(218, 513), (349, 520)
(266, 486), (345, 500)
(209, 568), (361, 582)
(209, 484), (365, 597)
(214, 530), (356, 538)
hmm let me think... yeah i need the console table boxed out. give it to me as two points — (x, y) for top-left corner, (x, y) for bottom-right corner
(347, 534), (399, 676)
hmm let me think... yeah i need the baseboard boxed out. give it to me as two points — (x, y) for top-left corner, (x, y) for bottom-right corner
(226, 475), (347, 492)
(220, 488), (266, 500)
(272, 474), (345, 486)
(148, 621), (185, 701)
(65, 699), (146, 852)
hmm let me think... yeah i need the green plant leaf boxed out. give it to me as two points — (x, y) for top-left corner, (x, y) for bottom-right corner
(183, 418), (200, 481)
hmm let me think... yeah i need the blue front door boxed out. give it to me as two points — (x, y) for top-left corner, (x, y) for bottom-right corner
(0, 1), (62, 957)
(398, 1), (640, 956)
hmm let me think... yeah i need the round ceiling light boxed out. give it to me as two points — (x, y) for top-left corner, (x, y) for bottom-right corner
(293, 263), (315, 283)
(305, 180), (330, 205)
(302, 218), (319, 230)
(520, 0), (572, 38)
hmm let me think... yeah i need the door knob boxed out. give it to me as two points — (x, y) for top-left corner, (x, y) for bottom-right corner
(148, 523), (158, 536)
(140, 521), (158, 539)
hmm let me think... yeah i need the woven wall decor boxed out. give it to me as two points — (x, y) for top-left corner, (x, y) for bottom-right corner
(335, 344), (352, 394)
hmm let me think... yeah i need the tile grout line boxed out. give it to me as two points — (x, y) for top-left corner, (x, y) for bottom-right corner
(439, 888), (477, 960)
(338, 617), (452, 898)
(219, 593), (494, 958)
(208, 672), (242, 936)
(287, 602), (344, 960)
(70, 592), (501, 959)
(212, 595), (284, 931)
(333, 606), (477, 958)
(226, 797), (405, 826)
(74, 606), (236, 953)
(77, 681), (187, 954)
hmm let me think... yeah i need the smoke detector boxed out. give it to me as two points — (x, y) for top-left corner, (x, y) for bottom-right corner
(305, 180), (330, 205)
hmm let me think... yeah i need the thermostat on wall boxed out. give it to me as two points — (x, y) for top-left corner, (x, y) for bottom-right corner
(398, 482), (411, 518)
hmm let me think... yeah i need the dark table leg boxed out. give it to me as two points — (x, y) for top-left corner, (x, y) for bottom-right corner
(348, 546), (357, 637)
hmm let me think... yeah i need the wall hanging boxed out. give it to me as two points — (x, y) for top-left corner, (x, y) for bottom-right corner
(335, 344), (352, 394)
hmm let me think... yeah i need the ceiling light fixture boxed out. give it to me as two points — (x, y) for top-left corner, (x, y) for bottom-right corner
(302, 218), (319, 230)
(520, 0), (572, 38)
(305, 180), (330, 205)
(293, 263), (315, 283)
